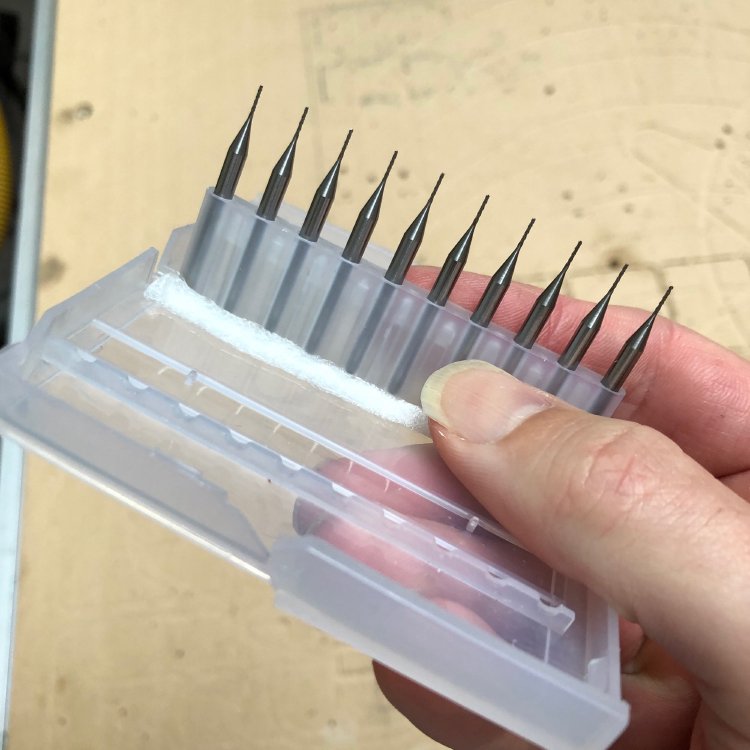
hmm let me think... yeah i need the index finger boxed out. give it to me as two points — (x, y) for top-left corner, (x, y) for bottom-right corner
(407, 267), (750, 477)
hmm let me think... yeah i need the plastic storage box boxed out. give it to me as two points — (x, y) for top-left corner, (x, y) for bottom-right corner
(0, 195), (629, 750)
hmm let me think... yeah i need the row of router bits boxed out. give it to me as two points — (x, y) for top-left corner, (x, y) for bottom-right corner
(183, 86), (672, 397)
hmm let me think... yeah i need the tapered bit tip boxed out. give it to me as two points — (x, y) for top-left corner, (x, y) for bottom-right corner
(516, 218), (536, 250)
(249, 85), (263, 117)
(472, 195), (490, 228)
(609, 263), (628, 293)
(564, 240), (582, 271)
(468, 216), (535, 328)
(338, 129), (354, 161)
(653, 285), (673, 316)
(383, 151), (398, 181)
(429, 173), (445, 204)
(294, 107), (309, 138)
(600, 285), (674, 391)
(213, 85), (263, 198)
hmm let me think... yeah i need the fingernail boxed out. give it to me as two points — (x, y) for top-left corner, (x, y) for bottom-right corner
(421, 360), (553, 443)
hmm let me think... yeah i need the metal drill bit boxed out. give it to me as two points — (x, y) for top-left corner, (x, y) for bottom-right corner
(428, 195), (490, 305)
(514, 242), (581, 349)
(453, 218), (535, 361)
(504, 241), (581, 374)
(547, 264), (628, 395)
(182, 86), (263, 291)
(300, 129), (353, 241)
(471, 218), (536, 327)
(214, 85), (263, 199)
(345, 174), (444, 374)
(559, 264), (628, 371)
(387, 196), (490, 396)
(341, 151), (398, 262)
(305, 151), (398, 354)
(385, 173), (444, 284)
(601, 286), (672, 391)
(257, 107), (308, 220)
(264, 130), (353, 333)
(224, 108), (309, 313)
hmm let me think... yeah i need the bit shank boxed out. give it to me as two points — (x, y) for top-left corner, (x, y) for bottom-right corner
(303, 264), (352, 354)
(305, 151), (397, 354)
(224, 108), (308, 313)
(344, 284), (394, 374)
(386, 305), (437, 398)
(264, 130), (353, 333)
(388, 196), (489, 395)
(345, 175), (443, 374)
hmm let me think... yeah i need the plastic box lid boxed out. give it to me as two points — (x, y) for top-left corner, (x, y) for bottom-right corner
(0, 207), (629, 750)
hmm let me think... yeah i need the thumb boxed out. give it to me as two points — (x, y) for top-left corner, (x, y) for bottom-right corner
(420, 361), (750, 718)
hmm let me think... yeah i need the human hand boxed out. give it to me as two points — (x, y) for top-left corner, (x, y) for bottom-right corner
(370, 270), (750, 750)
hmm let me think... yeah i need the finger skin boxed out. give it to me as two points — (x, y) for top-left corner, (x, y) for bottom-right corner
(407, 267), (750, 477)
(424, 364), (750, 744)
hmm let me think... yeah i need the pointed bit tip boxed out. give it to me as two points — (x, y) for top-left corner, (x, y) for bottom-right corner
(382, 150), (398, 181)
(562, 240), (582, 271)
(249, 85), (263, 117)
(294, 107), (309, 138)
(606, 263), (628, 295)
(517, 217), (536, 247)
(428, 173), (445, 204)
(338, 129), (354, 161)
(653, 286), (673, 317)
(471, 195), (490, 228)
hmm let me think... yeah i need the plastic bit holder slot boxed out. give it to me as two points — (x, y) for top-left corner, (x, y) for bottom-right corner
(173, 190), (624, 416)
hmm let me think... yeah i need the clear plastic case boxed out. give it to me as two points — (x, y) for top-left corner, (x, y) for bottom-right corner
(180, 192), (623, 414)
(0, 192), (629, 750)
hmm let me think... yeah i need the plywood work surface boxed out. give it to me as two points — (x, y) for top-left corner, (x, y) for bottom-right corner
(8, 1), (750, 748)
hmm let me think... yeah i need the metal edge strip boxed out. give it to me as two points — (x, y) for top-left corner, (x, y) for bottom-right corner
(0, 1), (57, 745)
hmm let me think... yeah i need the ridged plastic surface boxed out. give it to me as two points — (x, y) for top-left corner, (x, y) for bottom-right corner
(0, 203), (630, 750)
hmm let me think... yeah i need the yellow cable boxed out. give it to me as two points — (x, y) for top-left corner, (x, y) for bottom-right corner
(0, 100), (12, 246)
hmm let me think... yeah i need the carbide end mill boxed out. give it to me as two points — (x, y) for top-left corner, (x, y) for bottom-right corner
(344, 173), (445, 373)
(342, 150), (398, 263)
(514, 240), (581, 349)
(305, 150), (398, 353)
(257, 106), (308, 220)
(557, 264), (628, 371)
(385, 173), (444, 284)
(214, 85), (263, 199)
(601, 286), (673, 391)
(299, 129), (353, 242)
(471, 217), (536, 327)
(427, 195), (490, 306)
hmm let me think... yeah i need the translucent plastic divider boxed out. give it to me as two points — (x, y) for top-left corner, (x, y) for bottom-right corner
(168, 191), (623, 416)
